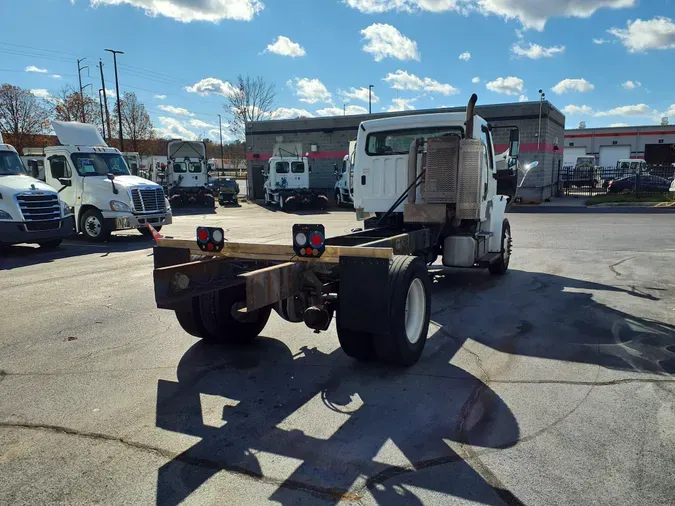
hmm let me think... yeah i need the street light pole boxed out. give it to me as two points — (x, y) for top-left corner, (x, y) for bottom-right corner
(217, 113), (224, 173)
(368, 85), (374, 114)
(105, 48), (124, 151)
(537, 89), (545, 150)
(98, 89), (106, 139)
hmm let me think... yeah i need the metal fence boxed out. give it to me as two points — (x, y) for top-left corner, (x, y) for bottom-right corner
(558, 164), (675, 198)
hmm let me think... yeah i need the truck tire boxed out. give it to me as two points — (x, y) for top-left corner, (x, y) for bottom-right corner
(373, 255), (432, 366)
(38, 239), (62, 249)
(336, 315), (376, 362)
(488, 219), (511, 276)
(80, 209), (111, 242)
(175, 284), (272, 345)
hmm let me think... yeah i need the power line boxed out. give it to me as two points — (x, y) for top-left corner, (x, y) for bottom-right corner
(0, 41), (81, 57)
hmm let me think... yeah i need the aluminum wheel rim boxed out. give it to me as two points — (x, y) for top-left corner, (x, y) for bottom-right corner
(405, 278), (426, 344)
(85, 215), (102, 237)
(503, 228), (511, 263)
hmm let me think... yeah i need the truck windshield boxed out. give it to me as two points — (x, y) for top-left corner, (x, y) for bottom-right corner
(71, 153), (130, 177)
(173, 162), (187, 173)
(0, 151), (27, 175)
(366, 127), (463, 156)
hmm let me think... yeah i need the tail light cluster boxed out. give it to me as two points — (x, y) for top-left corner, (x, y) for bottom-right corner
(293, 224), (325, 258)
(197, 226), (225, 252)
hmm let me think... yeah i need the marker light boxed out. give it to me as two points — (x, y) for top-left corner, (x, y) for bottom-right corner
(196, 226), (225, 253)
(295, 232), (307, 246)
(292, 224), (326, 258)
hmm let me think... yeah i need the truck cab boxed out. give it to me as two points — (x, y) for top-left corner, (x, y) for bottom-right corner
(122, 152), (141, 176)
(42, 121), (172, 241)
(166, 140), (213, 208)
(334, 140), (356, 207)
(263, 153), (327, 210)
(0, 136), (74, 249)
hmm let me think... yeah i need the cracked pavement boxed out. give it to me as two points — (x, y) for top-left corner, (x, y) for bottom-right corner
(1, 205), (675, 505)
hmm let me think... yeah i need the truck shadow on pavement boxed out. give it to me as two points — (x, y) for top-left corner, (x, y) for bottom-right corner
(0, 234), (154, 270)
(155, 336), (522, 506)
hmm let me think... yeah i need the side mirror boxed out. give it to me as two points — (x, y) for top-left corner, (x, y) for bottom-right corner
(58, 178), (72, 187)
(107, 173), (115, 181)
(333, 163), (338, 171)
(309, 165), (312, 173)
(28, 160), (39, 178)
(525, 161), (539, 171)
(509, 129), (520, 158)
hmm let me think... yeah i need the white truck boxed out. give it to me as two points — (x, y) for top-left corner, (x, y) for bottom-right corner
(334, 140), (356, 207)
(121, 152), (141, 176)
(141, 156), (169, 187)
(35, 121), (171, 241)
(0, 134), (74, 249)
(152, 94), (521, 367)
(263, 146), (328, 210)
(166, 140), (213, 208)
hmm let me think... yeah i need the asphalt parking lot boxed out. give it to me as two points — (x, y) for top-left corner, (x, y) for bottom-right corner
(1, 204), (675, 505)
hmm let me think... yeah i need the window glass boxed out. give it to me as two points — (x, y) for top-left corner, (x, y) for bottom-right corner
(71, 153), (129, 176)
(275, 161), (289, 174)
(291, 161), (304, 173)
(366, 127), (463, 156)
(189, 162), (202, 173)
(50, 156), (72, 179)
(173, 162), (186, 173)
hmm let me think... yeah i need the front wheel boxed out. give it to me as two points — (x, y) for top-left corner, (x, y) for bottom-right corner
(489, 219), (511, 276)
(80, 209), (110, 242)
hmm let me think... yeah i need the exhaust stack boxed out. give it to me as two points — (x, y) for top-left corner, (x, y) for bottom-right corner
(465, 94), (478, 139)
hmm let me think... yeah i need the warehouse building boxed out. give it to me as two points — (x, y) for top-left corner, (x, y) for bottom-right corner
(564, 123), (675, 169)
(246, 100), (566, 203)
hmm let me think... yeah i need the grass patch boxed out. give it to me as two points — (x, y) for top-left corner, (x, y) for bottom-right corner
(586, 193), (674, 205)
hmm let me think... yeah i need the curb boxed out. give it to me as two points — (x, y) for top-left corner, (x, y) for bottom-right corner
(588, 202), (675, 208)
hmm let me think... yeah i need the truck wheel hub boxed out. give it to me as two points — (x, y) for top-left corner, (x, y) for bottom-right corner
(85, 216), (101, 236)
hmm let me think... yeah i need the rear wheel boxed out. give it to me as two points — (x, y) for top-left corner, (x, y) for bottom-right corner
(80, 209), (110, 242)
(175, 284), (272, 345)
(372, 256), (432, 366)
(488, 219), (511, 276)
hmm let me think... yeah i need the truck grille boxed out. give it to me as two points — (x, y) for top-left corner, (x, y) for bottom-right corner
(130, 187), (165, 213)
(16, 193), (60, 222)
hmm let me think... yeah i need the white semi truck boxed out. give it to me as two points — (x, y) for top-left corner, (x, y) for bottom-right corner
(151, 94), (521, 367)
(263, 146), (328, 210)
(0, 134), (74, 249)
(166, 140), (213, 208)
(333, 140), (356, 207)
(121, 152), (141, 176)
(34, 121), (171, 241)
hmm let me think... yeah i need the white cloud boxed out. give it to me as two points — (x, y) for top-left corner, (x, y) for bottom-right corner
(25, 65), (47, 73)
(185, 77), (237, 97)
(272, 107), (314, 119)
(382, 70), (458, 95)
(459, 51), (471, 61)
(609, 123), (629, 127)
(511, 42), (565, 59)
(551, 78), (595, 94)
(316, 105), (369, 116)
(50, 74), (62, 79)
(90, 0), (264, 22)
(344, 0), (635, 31)
(154, 117), (199, 140)
(562, 104), (594, 116)
(158, 104), (195, 117)
(387, 97), (416, 112)
(189, 119), (217, 129)
(472, 77), (481, 83)
(361, 23), (420, 62)
(154, 94), (167, 99)
(486, 76), (524, 96)
(30, 89), (51, 99)
(595, 104), (653, 117)
(608, 16), (675, 52)
(104, 88), (116, 98)
(621, 80), (641, 90)
(665, 105), (675, 117)
(265, 36), (306, 57)
(519, 95), (529, 102)
(339, 87), (379, 103)
(593, 38), (608, 44)
(289, 78), (332, 104)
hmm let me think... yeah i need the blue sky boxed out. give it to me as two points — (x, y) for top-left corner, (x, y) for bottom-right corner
(2, 0), (675, 141)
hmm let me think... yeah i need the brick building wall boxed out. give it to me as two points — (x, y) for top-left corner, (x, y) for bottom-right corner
(246, 100), (565, 202)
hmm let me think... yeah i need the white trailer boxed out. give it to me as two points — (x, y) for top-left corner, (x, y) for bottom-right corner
(334, 140), (356, 207)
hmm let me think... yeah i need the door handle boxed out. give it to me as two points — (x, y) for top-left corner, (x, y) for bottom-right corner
(361, 175), (366, 185)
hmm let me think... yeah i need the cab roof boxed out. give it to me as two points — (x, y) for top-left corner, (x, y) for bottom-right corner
(359, 112), (470, 132)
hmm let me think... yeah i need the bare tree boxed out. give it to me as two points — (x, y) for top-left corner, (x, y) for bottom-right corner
(114, 92), (153, 152)
(52, 85), (112, 136)
(226, 75), (276, 140)
(0, 84), (50, 152)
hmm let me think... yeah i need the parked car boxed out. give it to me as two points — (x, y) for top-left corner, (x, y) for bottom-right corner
(607, 174), (671, 193)
(214, 178), (240, 205)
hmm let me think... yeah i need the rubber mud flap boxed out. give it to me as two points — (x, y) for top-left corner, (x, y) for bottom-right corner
(339, 256), (389, 334)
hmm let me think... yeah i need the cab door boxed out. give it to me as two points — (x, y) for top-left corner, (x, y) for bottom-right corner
(493, 128), (519, 200)
(45, 152), (78, 207)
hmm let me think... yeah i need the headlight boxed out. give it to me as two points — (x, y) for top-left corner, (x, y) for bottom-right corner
(61, 202), (73, 217)
(110, 200), (132, 212)
(0, 209), (12, 220)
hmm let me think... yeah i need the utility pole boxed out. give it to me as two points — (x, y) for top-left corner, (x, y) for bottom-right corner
(105, 48), (124, 151)
(217, 113), (224, 174)
(368, 85), (374, 114)
(77, 58), (89, 123)
(98, 60), (112, 142)
(538, 89), (545, 150)
(98, 89), (106, 139)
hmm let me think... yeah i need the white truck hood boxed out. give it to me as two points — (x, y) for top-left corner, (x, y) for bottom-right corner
(82, 175), (163, 196)
(0, 174), (57, 194)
